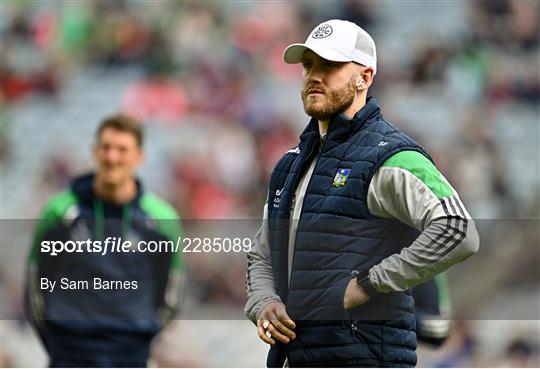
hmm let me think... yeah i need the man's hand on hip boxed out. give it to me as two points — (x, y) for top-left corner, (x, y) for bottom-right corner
(343, 278), (370, 310)
(257, 302), (296, 346)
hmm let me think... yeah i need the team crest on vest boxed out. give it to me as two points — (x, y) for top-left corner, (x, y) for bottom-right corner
(333, 168), (351, 187)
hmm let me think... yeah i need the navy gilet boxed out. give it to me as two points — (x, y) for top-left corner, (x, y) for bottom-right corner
(267, 97), (432, 367)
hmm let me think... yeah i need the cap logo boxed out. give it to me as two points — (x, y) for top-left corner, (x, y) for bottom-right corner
(312, 24), (333, 39)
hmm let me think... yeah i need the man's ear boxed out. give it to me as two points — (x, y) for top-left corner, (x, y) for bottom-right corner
(356, 68), (375, 91)
(361, 68), (375, 89)
(92, 143), (98, 161)
(134, 147), (145, 167)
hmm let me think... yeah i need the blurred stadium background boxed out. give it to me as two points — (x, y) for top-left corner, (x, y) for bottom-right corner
(1, 0), (539, 367)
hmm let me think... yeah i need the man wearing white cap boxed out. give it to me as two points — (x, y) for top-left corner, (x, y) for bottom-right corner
(245, 20), (479, 367)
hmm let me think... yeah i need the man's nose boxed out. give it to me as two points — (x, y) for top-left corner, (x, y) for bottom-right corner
(305, 66), (324, 83)
(307, 73), (323, 84)
(103, 149), (120, 163)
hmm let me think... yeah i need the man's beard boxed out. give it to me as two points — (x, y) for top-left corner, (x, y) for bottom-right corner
(301, 79), (356, 121)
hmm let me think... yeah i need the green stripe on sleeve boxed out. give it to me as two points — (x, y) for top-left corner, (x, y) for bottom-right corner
(29, 191), (78, 264)
(381, 151), (453, 199)
(140, 193), (183, 270)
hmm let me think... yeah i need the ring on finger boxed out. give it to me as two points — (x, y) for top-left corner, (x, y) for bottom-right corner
(263, 321), (270, 330)
(265, 330), (272, 338)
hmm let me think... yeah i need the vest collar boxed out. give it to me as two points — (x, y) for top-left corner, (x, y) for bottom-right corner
(299, 96), (381, 153)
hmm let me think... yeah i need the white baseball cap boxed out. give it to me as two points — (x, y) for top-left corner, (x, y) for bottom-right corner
(283, 19), (377, 74)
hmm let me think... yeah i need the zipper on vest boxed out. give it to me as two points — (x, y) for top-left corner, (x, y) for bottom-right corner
(279, 139), (320, 302)
(286, 136), (327, 291)
(283, 136), (324, 364)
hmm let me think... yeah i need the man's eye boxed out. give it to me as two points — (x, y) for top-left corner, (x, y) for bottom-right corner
(302, 62), (311, 69)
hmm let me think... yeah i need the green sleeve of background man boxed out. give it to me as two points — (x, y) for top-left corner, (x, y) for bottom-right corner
(140, 193), (184, 270)
(28, 191), (78, 265)
(434, 272), (452, 314)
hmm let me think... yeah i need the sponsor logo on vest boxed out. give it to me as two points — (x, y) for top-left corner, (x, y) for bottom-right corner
(312, 24), (333, 39)
(378, 140), (388, 146)
(286, 147), (301, 155)
(273, 188), (284, 208)
(333, 168), (351, 187)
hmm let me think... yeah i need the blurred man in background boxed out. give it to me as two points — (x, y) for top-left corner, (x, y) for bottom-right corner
(25, 114), (184, 367)
(245, 19), (479, 367)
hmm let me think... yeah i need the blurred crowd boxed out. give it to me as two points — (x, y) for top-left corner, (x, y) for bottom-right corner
(2, 1), (539, 217)
(1, 0), (539, 367)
